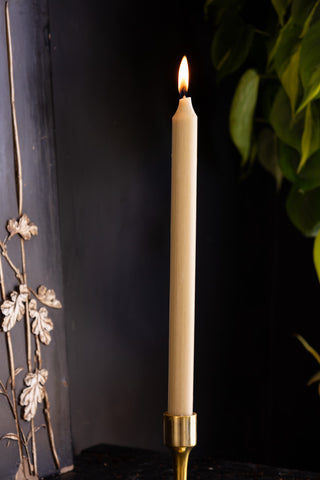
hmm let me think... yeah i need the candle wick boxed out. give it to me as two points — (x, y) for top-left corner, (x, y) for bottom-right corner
(179, 87), (188, 98)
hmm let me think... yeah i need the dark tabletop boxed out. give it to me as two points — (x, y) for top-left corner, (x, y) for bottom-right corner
(44, 444), (320, 480)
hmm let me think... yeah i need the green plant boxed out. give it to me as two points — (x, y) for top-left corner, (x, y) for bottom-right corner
(296, 335), (320, 395)
(206, 0), (320, 279)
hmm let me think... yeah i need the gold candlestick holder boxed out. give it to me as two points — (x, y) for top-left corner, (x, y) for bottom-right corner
(163, 412), (197, 480)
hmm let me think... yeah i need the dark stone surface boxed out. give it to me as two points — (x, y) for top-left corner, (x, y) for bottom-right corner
(44, 444), (320, 480)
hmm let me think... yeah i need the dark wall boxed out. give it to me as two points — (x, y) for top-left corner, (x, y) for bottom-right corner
(48, 0), (320, 472)
(0, 1), (72, 477)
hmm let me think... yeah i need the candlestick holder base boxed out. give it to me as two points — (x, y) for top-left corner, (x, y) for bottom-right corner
(163, 412), (197, 480)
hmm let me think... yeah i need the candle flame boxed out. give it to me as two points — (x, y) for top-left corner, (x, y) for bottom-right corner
(178, 56), (189, 96)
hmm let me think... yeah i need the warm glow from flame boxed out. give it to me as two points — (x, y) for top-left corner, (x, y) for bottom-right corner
(178, 56), (189, 95)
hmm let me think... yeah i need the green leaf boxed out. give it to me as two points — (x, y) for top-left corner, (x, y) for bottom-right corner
(204, 0), (245, 22)
(229, 69), (260, 164)
(298, 20), (320, 111)
(308, 371), (320, 385)
(260, 80), (279, 120)
(268, 16), (302, 113)
(272, 19), (301, 71)
(204, 0), (215, 14)
(313, 229), (320, 282)
(272, 0), (292, 25)
(278, 142), (298, 182)
(280, 44), (301, 114)
(301, 0), (320, 37)
(211, 12), (254, 80)
(299, 103), (312, 171)
(269, 87), (304, 152)
(278, 143), (320, 191)
(268, 18), (298, 66)
(308, 371), (320, 386)
(298, 67), (320, 112)
(257, 128), (282, 189)
(296, 334), (320, 364)
(286, 184), (320, 236)
(292, 0), (320, 28)
(300, 21), (320, 87)
(298, 149), (320, 190)
(299, 102), (320, 171)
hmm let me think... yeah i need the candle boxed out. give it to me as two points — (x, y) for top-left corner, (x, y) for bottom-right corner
(168, 56), (198, 416)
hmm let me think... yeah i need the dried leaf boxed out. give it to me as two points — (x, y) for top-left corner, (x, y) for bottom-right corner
(0, 433), (19, 441)
(1, 284), (28, 332)
(35, 285), (62, 309)
(7, 214), (38, 240)
(29, 299), (53, 345)
(20, 369), (48, 421)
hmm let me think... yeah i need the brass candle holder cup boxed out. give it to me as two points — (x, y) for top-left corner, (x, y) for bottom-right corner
(163, 412), (197, 480)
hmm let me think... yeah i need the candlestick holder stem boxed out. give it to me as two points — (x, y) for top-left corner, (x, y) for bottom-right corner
(163, 412), (197, 480)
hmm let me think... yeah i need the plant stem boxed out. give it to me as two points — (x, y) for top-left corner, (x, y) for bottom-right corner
(0, 257), (26, 472)
(0, 241), (24, 283)
(0, 243), (33, 468)
(20, 242), (38, 477)
(6, 332), (25, 463)
(5, 1), (60, 474)
(254, 28), (271, 37)
(21, 239), (32, 373)
(6, 3), (38, 475)
(43, 390), (60, 470)
(5, 1), (23, 216)
(35, 335), (60, 469)
(0, 382), (33, 472)
(35, 336), (42, 370)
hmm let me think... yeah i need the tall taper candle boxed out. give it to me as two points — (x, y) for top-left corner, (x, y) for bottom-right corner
(168, 56), (198, 416)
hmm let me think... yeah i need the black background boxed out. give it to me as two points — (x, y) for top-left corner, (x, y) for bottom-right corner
(48, 0), (320, 472)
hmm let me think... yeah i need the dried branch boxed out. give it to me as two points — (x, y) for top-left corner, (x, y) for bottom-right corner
(0, 256), (25, 466)
(43, 390), (60, 470)
(0, 241), (24, 283)
(5, 2), (23, 216)
(2, 3), (61, 477)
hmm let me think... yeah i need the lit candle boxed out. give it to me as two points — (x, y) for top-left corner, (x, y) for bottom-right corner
(168, 56), (198, 416)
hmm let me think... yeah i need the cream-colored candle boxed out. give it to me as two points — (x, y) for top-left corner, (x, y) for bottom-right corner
(168, 56), (198, 416)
